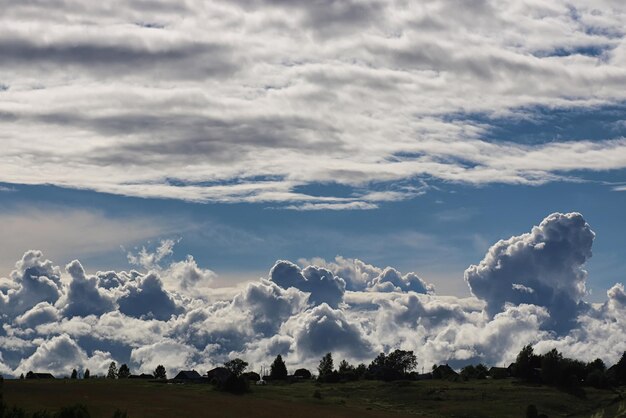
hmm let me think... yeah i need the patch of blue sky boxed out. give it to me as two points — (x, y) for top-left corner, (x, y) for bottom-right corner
(2, 170), (624, 300)
(162, 174), (285, 188)
(444, 102), (626, 145)
(532, 44), (613, 59)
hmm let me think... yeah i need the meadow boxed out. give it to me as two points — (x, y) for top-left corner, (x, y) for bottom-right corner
(3, 378), (625, 418)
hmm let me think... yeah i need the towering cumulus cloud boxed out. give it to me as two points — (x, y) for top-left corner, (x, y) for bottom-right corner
(0, 213), (624, 378)
(0, 251), (63, 317)
(465, 212), (595, 332)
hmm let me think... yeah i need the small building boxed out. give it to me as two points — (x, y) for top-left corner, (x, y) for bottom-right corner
(488, 367), (510, 379)
(173, 370), (203, 381)
(129, 373), (154, 379)
(26, 372), (55, 379)
(206, 367), (233, 384)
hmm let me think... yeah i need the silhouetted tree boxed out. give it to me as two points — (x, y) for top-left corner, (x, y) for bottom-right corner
(368, 350), (417, 381)
(476, 364), (488, 379)
(107, 362), (117, 379)
(541, 348), (563, 385)
(387, 350), (417, 375)
(71, 369), (78, 379)
(514, 345), (540, 381)
(224, 358), (248, 377)
(318, 353), (334, 381)
(337, 360), (358, 381)
(83, 369), (90, 379)
(613, 351), (626, 384)
(355, 363), (367, 379)
(19, 373), (24, 380)
(584, 359), (607, 388)
(461, 364), (488, 380)
(117, 364), (130, 379)
(270, 355), (288, 380)
(154, 365), (167, 379)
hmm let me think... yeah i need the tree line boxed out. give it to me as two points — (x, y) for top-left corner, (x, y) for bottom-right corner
(14, 345), (626, 391)
(511, 345), (626, 389)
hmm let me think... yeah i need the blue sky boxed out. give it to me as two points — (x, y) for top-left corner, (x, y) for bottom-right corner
(3, 101), (626, 299)
(2, 166), (624, 300)
(1, 0), (626, 378)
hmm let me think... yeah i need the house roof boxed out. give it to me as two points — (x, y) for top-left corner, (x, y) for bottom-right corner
(207, 367), (233, 382)
(174, 370), (203, 380)
(28, 372), (55, 379)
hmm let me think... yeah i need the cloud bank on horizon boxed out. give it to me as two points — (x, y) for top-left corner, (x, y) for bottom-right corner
(1, 1), (626, 209)
(0, 212), (624, 377)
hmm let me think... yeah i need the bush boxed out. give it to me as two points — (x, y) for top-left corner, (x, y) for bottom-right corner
(242, 372), (260, 382)
(525, 404), (538, 418)
(294, 368), (312, 380)
(217, 374), (249, 394)
(54, 404), (91, 418)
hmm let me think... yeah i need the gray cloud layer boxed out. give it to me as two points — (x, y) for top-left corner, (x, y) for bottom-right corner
(1, 1), (626, 208)
(0, 212), (624, 377)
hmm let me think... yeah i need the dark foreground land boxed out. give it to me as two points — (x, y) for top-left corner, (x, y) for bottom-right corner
(3, 379), (626, 418)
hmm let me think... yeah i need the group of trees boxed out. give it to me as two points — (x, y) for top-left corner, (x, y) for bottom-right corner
(107, 362), (167, 380)
(46, 363), (168, 381)
(317, 350), (418, 383)
(512, 345), (626, 389)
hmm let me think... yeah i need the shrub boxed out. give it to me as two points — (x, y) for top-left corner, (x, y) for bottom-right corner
(294, 369), (312, 380)
(217, 374), (249, 394)
(525, 404), (538, 418)
(242, 372), (260, 382)
(111, 409), (128, 418)
(54, 404), (91, 418)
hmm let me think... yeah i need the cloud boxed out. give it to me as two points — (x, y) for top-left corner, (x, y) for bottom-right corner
(14, 302), (60, 328)
(0, 213), (625, 377)
(63, 260), (115, 318)
(465, 212), (595, 332)
(300, 256), (435, 294)
(269, 260), (346, 307)
(0, 250), (63, 316)
(1, 1), (626, 206)
(118, 272), (183, 321)
(130, 339), (196, 374)
(284, 303), (374, 360)
(232, 279), (309, 335)
(368, 267), (435, 294)
(16, 334), (114, 377)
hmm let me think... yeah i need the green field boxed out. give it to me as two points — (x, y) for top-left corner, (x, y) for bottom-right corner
(3, 378), (626, 418)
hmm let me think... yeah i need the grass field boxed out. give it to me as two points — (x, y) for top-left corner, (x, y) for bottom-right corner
(3, 378), (626, 418)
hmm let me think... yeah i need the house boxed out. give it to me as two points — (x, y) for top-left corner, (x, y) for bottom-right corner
(26, 372), (55, 379)
(206, 367), (233, 384)
(129, 373), (154, 379)
(488, 367), (510, 379)
(173, 370), (203, 381)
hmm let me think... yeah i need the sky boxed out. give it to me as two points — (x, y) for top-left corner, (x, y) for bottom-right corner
(1, 0), (626, 378)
